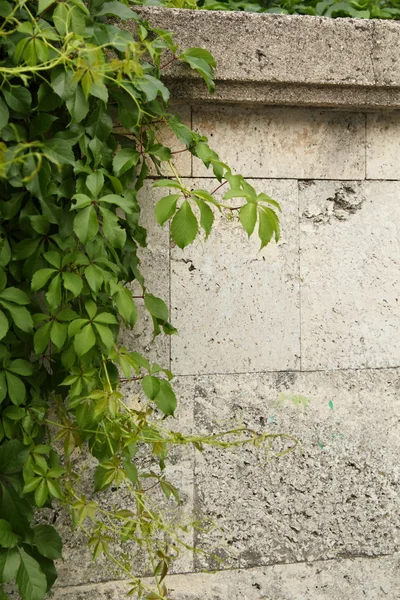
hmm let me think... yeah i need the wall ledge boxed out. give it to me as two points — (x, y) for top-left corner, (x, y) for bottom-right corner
(123, 8), (400, 109)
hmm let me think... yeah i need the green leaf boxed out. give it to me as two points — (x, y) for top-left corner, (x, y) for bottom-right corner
(5, 371), (25, 405)
(0, 287), (30, 305)
(50, 321), (67, 349)
(195, 198), (214, 237)
(239, 202), (257, 237)
(0, 520), (19, 549)
(99, 194), (135, 214)
(73, 205), (99, 244)
(62, 272), (83, 297)
(114, 288), (137, 326)
(258, 207), (274, 250)
(16, 549), (47, 600)
(144, 294), (168, 322)
(66, 86), (89, 123)
(0, 312), (8, 341)
(142, 375), (160, 401)
(122, 459), (137, 485)
(74, 324), (96, 356)
(45, 273), (62, 310)
(154, 380), (177, 417)
(93, 323), (114, 349)
(179, 49), (215, 93)
(43, 251), (61, 269)
(38, 0), (54, 13)
(0, 372), (7, 404)
(171, 200), (198, 249)
(31, 269), (57, 291)
(51, 69), (74, 101)
(33, 526), (62, 560)
(100, 208), (126, 249)
(152, 179), (183, 190)
(3, 87), (31, 114)
(112, 149), (140, 177)
(42, 139), (75, 166)
(34, 322), (51, 355)
(85, 264), (103, 293)
(0, 548), (20, 583)
(135, 75), (169, 103)
(0, 302), (33, 333)
(0, 99), (9, 131)
(86, 172), (104, 198)
(155, 194), (179, 226)
(0, 440), (29, 473)
(7, 359), (33, 376)
(34, 480), (48, 508)
(95, 1), (135, 19)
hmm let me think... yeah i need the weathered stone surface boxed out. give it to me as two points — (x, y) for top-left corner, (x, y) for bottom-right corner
(119, 8), (400, 109)
(192, 106), (365, 179)
(300, 180), (400, 370)
(192, 369), (400, 571)
(129, 9), (376, 86)
(51, 554), (400, 599)
(366, 112), (400, 180)
(119, 181), (170, 366)
(170, 178), (300, 375)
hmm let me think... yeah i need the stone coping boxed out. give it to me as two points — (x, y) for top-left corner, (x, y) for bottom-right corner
(122, 8), (400, 109)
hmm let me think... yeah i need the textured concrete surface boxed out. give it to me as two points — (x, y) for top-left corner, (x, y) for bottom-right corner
(300, 180), (400, 370)
(124, 9), (400, 108)
(170, 178), (300, 375)
(192, 369), (400, 570)
(192, 106), (365, 179)
(51, 554), (400, 599)
(367, 112), (400, 180)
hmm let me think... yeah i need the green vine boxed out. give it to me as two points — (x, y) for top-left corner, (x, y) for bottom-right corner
(0, 1), (286, 598)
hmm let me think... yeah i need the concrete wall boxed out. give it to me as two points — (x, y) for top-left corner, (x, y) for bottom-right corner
(53, 10), (400, 600)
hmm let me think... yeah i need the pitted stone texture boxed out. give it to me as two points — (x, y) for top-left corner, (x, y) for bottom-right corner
(119, 181), (170, 366)
(51, 554), (400, 599)
(193, 370), (400, 571)
(130, 10), (376, 87)
(300, 180), (400, 371)
(192, 106), (365, 180)
(54, 377), (196, 586)
(170, 178), (300, 376)
(366, 112), (400, 180)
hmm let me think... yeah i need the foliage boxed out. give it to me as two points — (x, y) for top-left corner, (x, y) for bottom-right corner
(143, 0), (400, 20)
(0, 1), (284, 598)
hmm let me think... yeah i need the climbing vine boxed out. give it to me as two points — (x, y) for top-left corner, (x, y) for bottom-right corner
(0, 1), (287, 598)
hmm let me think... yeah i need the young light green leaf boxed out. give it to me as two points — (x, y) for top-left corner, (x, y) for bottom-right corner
(112, 149), (140, 177)
(258, 207), (274, 250)
(170, 200), (198, 249)
(155, 194), (179, 226)
(239, 202), (257, 237)
(0, 311), (8, 341)
(195, 198), (214, 237)
(31, 269), (57, 292)
(62, 272), (83, 297)
(5, 372), (25, 405)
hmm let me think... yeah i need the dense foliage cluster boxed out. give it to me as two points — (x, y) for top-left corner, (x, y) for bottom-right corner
(0, 1), (283, 598)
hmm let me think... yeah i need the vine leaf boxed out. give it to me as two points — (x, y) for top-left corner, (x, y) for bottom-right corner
(170, 200), (198, 249)
(16, 549), (47, 600)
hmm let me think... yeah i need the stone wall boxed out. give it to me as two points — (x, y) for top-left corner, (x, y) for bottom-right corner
(53, 10), (400, 600)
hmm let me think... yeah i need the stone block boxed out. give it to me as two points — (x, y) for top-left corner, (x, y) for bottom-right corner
(300, 180), (400, 370)
(170, 178), (300, 375)
(192, 106), (365, 180)
(366, 112), (400, 180)
(192, 369), (400, 571)
(51, 554), (400, 599)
